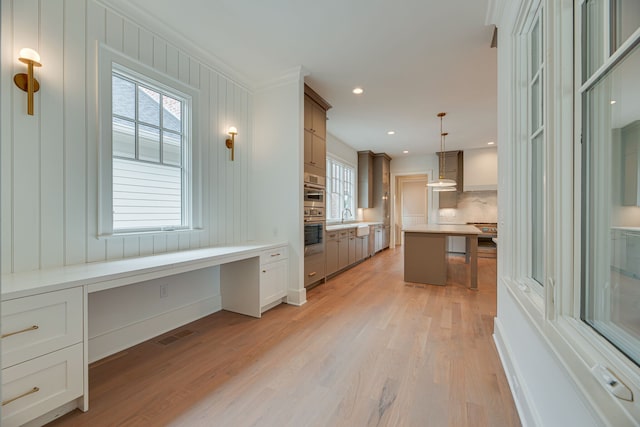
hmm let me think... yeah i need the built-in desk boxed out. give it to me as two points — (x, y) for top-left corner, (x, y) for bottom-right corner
(403, 224), (481, 289)
(0, 241), (288, 427)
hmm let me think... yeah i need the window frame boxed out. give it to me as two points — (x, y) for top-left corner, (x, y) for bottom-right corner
(98, 44), (201, 237)
(325, 155), (356, 222)
(513, 0), (547, 297)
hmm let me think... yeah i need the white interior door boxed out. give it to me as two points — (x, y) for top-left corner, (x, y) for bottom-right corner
(398, 178), (428, 245)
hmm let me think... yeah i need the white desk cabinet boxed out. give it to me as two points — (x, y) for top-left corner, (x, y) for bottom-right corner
(1, 288), (84, 427)
(260, 245), (289, 312)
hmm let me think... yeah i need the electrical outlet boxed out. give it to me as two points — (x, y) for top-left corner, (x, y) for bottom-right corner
(160, 284), (168, 298)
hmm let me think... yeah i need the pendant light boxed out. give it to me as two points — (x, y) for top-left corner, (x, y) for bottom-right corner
(427, 112), (457, 188)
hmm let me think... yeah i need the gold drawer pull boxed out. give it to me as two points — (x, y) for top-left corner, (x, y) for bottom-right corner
(270, 253), (281, 257)
(2, 387), (40, 406)
(308, 272), (317, 277)
(1, 325), (39, 339)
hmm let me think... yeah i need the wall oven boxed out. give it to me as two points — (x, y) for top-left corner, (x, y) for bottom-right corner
(304, 184), (325, 208)
(304, 221), (324, 257)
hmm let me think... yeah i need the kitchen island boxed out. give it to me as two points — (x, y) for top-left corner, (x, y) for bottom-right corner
(403, 224), (482, 289)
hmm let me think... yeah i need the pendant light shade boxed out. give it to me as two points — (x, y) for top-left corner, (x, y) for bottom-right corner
(427, 112), (457, 188)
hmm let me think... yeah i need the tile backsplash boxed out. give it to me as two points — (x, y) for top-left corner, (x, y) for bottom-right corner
(438, 191), (498, 224)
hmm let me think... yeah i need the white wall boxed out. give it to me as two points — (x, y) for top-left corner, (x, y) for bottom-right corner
(391, 154), (439, 223)
(1, 0), (302, 359)
(326, 132), (357, 166)
(1, 0), (252, 273)
(253, 72), (306, 305)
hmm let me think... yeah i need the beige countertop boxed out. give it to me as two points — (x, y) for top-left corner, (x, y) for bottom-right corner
(402, 224), (482, 235)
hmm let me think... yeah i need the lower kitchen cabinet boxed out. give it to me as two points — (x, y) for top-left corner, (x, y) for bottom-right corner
(355, 235), (366, 261)
(337, 230), (350, 270)
(348, 230), (357, 265)
(326, 231), (339, 276)
(304, 251), (325, 287)
(326, 226), (377, 278)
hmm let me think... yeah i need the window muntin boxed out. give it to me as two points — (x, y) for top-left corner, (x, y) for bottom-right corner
(529, 9), (545, 286)
(582, 29), (640, 365)
(111, 68), (189, 232)
(613, 0), (640, 51)
(326, 157), (355, 222)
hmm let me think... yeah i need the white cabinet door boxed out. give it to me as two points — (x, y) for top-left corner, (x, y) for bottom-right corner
(261, 259), (288, 309)
(2, 287), (83, 369)
(2, 343), (83, 427)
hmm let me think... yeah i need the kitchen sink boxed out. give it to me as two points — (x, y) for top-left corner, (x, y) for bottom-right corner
(356, 225), (370, 237)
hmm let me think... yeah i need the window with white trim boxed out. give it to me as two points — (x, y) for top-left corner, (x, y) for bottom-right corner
(581, 0), (640, 366)
(326, 156), (355, 222)
(529, 8), (545, 286)
(99, 46), (197, 236)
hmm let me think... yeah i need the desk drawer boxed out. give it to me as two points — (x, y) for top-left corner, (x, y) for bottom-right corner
(2, 343), (83, 427)
(260, 246), (288, 264)
(2, 287), (83, 368)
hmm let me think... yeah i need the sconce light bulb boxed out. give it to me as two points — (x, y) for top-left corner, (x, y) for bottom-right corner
(18, 48), (41, 65)
(228, 126), (238, 135)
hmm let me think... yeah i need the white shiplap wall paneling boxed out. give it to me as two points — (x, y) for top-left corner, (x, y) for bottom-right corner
(2, 0), (253, 273)
(40, 0), (65, 270)
(1, 0), (14, 273)
(152, 37), (166, 73)
(12, 0), (41, 272)
(86, 0), (107, 263)
(138, 27), (153, 67)
(63, 0), (88, 267)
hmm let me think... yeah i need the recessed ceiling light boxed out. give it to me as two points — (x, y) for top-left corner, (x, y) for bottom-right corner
(488, 141), (495, 145)
(611, 100), (617, 105)
(387, 131), (395, 135)
(352, 87), (364, 95)
(403, 150), (409, 154)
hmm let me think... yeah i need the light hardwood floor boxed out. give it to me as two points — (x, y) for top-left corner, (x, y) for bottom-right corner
(51, 248), (520, 427)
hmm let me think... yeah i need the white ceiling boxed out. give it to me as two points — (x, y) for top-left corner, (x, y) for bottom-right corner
(105, 0), (497, 158)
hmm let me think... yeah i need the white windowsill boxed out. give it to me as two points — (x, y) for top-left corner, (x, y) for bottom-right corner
(97, 228), (205, 240)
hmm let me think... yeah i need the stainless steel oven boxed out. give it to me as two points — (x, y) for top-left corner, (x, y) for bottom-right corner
(304, 184), (325, 208)
(304, 221), (324, 257)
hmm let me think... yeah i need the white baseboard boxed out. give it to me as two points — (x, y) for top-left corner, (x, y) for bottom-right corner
(287, 287), (307, 306)
(88, 295), (221, 363)
(493, 317), (539, 427)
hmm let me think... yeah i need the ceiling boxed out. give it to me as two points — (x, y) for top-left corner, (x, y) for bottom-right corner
(104, 0), (497, 158)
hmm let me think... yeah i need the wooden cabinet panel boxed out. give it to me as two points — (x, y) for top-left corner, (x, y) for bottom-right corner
(358, 151), (374, 208)
(337, 231), (349, 270)
(326, 233), (339, 276)
(348, 231), (357, 265)
(303, 87), (330, 178)
(304, 252), (325, 287)
(438, 150), (463, 208)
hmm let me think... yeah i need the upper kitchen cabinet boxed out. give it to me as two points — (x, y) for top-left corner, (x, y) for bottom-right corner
(304, 84), (331, 177)
(362, 152), (392, 228)
(463, 147), (498, 191)
(438, 150), (463, 208)
(358, 151), (374, 208)
(622, 121), (640, 206)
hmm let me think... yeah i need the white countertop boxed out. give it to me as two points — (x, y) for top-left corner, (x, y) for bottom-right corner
(326, 221), (383, 231)
(2, 241), (287, 300)
(402, 224), (482, 235)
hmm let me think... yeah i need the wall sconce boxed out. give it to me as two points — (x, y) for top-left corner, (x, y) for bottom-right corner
(14, 48), (42, 116)
(225, 126), (237, 161)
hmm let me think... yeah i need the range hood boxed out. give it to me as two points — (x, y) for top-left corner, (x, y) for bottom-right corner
(462, 148), (497, 192)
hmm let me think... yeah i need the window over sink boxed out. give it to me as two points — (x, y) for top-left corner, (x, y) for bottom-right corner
(326, 156), (355, 222)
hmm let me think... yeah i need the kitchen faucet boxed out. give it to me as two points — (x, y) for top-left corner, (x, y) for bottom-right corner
(341, 208), (353, 223)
